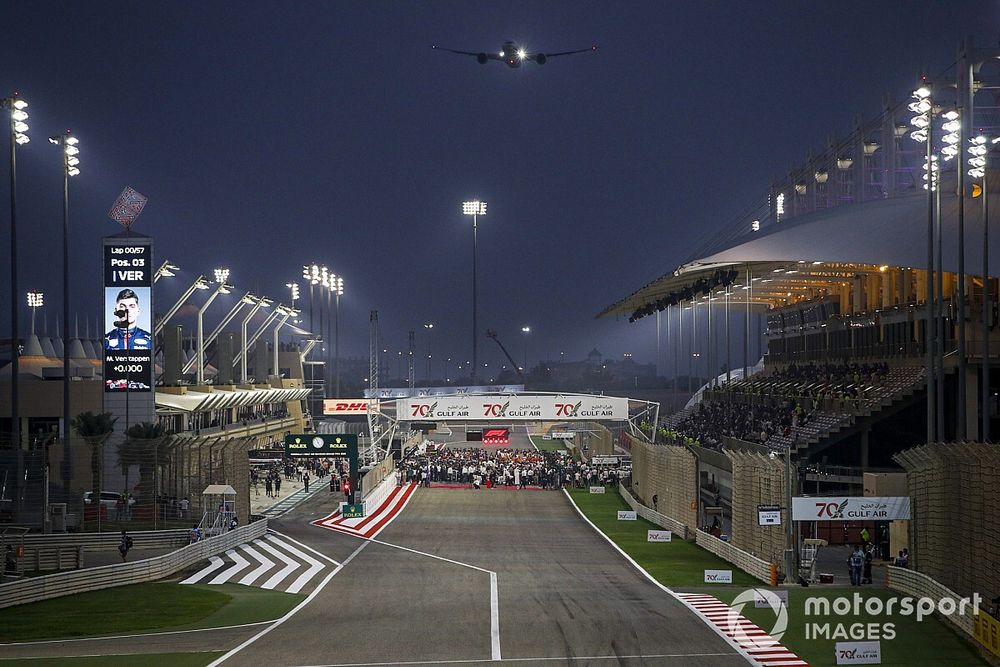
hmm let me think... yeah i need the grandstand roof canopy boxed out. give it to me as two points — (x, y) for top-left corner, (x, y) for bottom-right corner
(599, 183), (1000, 319)
(155, 386), (311, 413)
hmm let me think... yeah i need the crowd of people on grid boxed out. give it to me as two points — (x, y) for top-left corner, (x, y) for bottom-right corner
(398, 448), (624, 490)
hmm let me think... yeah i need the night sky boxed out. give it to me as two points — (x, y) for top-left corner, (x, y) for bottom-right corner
(2, 1), (997, 376)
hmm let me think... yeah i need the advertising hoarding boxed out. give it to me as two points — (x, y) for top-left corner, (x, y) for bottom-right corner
(103, 243), (153, 392)
(792, 497), (911, 521)
(397, 395), (629, 421)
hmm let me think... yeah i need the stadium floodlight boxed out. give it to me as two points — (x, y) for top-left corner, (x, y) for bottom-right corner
(922, 154), (939, 191)
(196, 279), (234, 385)
(27, 290), (43, 335)
(793, 182), (807, 195)
(836, 157), (853, 170)
(154, 260), (179, 282)
(814, 170), (828, 183)
(463, 200), (487, 382)
(863, 141), (880, 155)
(286, 282), (300, 306)
(154, 274), (210, 335)
(463, 200), (487, 216)
(751, 220), (760, 232)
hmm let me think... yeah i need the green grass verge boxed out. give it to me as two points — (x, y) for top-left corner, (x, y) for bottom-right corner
(0, 582), (302, 642)
(566, 487), (759, 588)
(0, 652), (223, 666)
(716, 588), (987, 667)
(526, 432), (576, 454)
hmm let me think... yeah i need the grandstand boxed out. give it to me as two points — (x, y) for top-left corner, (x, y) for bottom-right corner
(599, 42), (1000, 633)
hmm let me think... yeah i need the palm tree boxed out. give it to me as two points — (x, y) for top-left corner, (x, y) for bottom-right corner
(118, 422), (169, 515)
(71, 411), (117, 525)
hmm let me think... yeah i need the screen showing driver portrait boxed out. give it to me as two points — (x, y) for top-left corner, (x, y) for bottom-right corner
(104, 287), (152, 351)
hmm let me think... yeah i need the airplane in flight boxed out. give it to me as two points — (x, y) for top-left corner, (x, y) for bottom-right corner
(431, 40), (597, 68)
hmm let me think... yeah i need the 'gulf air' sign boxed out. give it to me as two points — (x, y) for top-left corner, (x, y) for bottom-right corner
(792, 496), (911, 521)
(396, 395), (629, 421)
(324, 399), (378, 415)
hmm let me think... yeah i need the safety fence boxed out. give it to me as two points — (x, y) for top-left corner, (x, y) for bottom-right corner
(0, 519), (267, 609)
(625, 433), (698, 533)
(894, 442), (1000, 603)
(618, 482), (688, 539)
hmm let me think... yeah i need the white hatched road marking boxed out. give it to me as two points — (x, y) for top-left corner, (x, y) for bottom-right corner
(209, 548), (251, 584)
(179, 534), (330, 593)
(237, 541), (275, 586)
(180, 555), (225, 584)
(256, 537), (303, 590)
(264, 533), (325, 594)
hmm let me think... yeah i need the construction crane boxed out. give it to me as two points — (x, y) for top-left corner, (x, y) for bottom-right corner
(485, 330), (525, 379)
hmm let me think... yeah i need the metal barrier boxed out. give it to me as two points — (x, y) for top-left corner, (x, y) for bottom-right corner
(618, 483), (688, 539)
(695, 529), (775, 585)
(886, 565), (976, 637)
(0, 520), (267, 609)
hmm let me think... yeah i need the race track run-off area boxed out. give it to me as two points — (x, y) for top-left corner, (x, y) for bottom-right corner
(211, 485), (756, 667)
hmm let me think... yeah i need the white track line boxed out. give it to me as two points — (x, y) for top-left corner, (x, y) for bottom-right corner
(297, 653), (738, 667)
(561, 489), (756, 666)
(0, 620), (274, 646)
(265, 534), (325, 594)
(489, 572), (500, 661)
(206, 540), (371, 667)
(255, 538), (302, 590)
(237, 542), (275, 586)
(180, 554), (225, 585)
(268, 529), (341, 565)
(209, 548), (251, 584)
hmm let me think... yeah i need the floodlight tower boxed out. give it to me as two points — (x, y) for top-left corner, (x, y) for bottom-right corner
(26, 291), (43, 335)
(4, 93), (29, 447)
(463, 200), (486, 383)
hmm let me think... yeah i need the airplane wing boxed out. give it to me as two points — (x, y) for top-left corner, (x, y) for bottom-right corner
(431, 45), (499, 60)
(541, 45), (598, 58)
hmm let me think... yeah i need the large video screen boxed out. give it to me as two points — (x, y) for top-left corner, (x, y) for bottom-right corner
(103, 244), (153, 392)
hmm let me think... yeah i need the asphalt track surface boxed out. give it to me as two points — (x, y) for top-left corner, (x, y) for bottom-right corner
(1, 429), (749, 666)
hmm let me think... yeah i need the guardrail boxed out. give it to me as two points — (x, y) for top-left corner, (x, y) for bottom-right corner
(886, 566), (976, 637)
(695, 529), (776, 585)
(0, 520), (267, 609)
(618, 482), (688, 539)
(18, 529), (191, 572)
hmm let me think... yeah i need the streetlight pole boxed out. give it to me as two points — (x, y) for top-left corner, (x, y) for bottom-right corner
(196, 270), (231, 385)
(463, 201), (486, 384)
(4, 94), (29, 448)
(521, 326), (531, 372)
